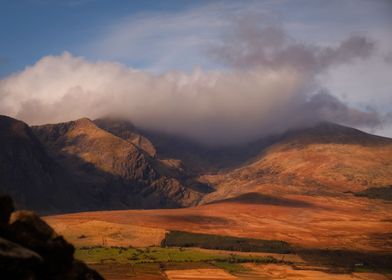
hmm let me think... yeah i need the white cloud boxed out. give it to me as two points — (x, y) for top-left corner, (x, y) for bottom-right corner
(0, 49), (384, 145)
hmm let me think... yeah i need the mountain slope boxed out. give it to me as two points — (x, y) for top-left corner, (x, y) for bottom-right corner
(0, 115), (83, 212)
(201, 123), (392, 203)
(94, 118), (157, 157)
(2, 115), (392, 212)
(32, 118), (205, 210)
(139, 128), (273, 175)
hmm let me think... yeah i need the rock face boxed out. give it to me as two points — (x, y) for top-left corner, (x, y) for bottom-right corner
(0, 194), (103, 280)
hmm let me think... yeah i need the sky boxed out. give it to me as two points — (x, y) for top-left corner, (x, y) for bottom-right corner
(0, 0), (392, 145)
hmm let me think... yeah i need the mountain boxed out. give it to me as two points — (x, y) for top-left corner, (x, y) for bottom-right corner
(201, 122), (392, 203)
(1, 115), (392, 213)
(32, 117), (208, 210)
(138, 127), (273, 175)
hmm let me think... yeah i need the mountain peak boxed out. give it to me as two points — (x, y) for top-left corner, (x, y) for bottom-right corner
(94, 117), (156, 157)
(280, 122), (392, 147)
(73, 117), (94, 126)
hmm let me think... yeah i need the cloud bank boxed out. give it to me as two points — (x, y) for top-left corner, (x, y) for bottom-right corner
(0, 20), (386, 145)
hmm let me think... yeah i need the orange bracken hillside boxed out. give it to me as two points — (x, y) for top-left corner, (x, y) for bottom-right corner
(201, 123), (392, 203)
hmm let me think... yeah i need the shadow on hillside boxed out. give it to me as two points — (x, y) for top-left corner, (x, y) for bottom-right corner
(49, 151), (186, 211)
(209, 192), (314, 208)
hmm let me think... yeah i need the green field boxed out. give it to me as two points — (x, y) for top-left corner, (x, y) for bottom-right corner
(161, 231), (292, 253)
(75, 246), (278, 274)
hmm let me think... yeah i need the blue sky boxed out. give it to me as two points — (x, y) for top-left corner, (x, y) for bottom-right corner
(0, 0), (391, 142)
(2, 0), (390, 76)
(0, 0), (203, 76)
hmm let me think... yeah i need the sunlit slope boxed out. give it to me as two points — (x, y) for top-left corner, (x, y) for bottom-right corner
(45, 193), (392, 252)
(202, 123), (392, 203)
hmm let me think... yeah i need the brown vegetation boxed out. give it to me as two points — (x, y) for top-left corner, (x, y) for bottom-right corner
(46, 193), (392, 252)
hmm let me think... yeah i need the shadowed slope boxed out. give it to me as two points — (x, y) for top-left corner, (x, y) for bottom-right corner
(0, 115), (84, 212)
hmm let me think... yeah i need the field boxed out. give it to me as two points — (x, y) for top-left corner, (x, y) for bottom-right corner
(74, 246), (277, 264)
(46, 193), (392, 251)
(76, 246), (279, 279)
(45, 192), (392, 279)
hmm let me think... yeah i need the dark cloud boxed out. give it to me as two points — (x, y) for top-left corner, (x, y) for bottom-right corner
(210, 19), (374, 74)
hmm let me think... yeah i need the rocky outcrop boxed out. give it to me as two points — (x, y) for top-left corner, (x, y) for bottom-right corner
(0, 194), (103, 280)
(0, 237), (43, 280)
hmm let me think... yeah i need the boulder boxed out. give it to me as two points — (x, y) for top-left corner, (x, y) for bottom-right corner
(0, 194), (14, 225)
(0, 236), (43, 279)
(65, 260), (105, 280)
(0, 196), (104, 279)
(9, 210), (75, 275)
(9, 210), (56, 240)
